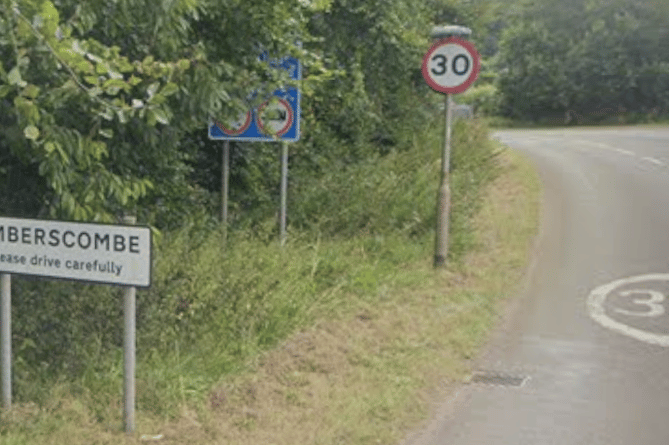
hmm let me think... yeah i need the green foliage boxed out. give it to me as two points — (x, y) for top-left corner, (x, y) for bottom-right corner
(495, 0), (669, 121)
(458, 84), (502, 116)
(0, 0), (198, 221)
(0, 0), (325, 224)
(1, 0), (508, 230)
(288, 141), (438, 238)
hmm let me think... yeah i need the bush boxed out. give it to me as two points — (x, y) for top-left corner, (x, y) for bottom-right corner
(458, 84), (502, 117)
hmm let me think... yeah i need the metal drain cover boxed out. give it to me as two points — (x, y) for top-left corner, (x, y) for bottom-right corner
(469, 371), (529, 387)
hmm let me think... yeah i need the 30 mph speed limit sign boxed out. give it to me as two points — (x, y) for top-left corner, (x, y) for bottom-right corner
(422, 37), (481, 94)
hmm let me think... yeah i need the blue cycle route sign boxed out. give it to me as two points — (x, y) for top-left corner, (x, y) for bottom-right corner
(209, 55), (301, 142)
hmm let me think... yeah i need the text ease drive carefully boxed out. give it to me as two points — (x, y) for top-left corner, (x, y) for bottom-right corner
(0, 217), (151, 287)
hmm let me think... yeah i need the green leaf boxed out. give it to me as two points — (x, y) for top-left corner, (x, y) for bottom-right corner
(142, 55), (155, 68)
(24, 125), (40, 140)
(146, 82), (159, 98)
(117, 109), (129, 124)
(103, 78), (129, 94)
(41, 1), (60, 27)
(63, 193), (75, 214)
(0, 86), (12, 98)
(55, 143), (69, 163)
(99, 128), (114, 138)
(117, 59), (134, 73)
(95, 63), (109, 75)
(23, 84), (40, 99)
(146, 109), (157, 126)
(148, 93), (166, 105)
(160, 82), (179, 96)
(75, 60), (94, 74)
(99, 107), (114, 121)
(8, 67), (26, 87)
(152, 108), (170, 125)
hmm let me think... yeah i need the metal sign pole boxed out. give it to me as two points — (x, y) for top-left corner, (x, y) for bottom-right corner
(221, 140), (230, 241)
(422, 25), (479, 268)
(280, 142), (288, 246)
(434, 93), (453, 267)
(122, 215), (136, 434)
(1, 273), (11, 410)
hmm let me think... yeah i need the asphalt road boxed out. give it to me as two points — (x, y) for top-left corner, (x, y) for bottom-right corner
(403, 126), (669, 445)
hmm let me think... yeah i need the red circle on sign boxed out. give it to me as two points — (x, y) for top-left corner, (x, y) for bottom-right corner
(215, 110), (252, 136)
(422, 37), (480, 95)
(256, 98), (293, 137)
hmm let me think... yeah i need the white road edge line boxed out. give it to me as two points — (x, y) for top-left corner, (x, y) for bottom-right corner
(572, 140), (646, 159)
(641, 156), (664, 166)
(573, 139), (615, 150)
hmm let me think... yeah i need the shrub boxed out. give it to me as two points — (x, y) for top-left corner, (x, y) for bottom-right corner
(458, 84), (502, 117)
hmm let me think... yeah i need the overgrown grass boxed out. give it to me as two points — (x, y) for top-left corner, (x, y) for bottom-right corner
(1, 118), (505, 443)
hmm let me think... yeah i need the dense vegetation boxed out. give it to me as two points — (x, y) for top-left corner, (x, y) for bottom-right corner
(0, 0), (497, 226)
(493, 0), (669, 123)
(2, 0), (668, 225)
(0, 0), (502, 419)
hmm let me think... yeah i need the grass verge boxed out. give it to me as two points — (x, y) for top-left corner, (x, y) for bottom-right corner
(192, 144), (541, 445)
(162, 143), (541, 445)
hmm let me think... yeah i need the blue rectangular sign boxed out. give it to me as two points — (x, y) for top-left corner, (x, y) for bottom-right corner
(209, 56), (301, 142)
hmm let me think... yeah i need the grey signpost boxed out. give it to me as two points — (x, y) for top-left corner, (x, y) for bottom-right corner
(280, 141), (289, 245)
(221, 140), (230, 241)
(1, 273), (10, 409)
(122, 214), (137, 433)
(422, 25), (481, 267)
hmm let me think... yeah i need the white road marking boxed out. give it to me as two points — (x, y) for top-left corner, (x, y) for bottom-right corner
(571, 139), (665, 165)
(572, 140), (635, 157)
(574, 139), (634, 155)
(587, 274), (669, 347)
(614, 289), (666, 317)
(641, 156), (664, 166)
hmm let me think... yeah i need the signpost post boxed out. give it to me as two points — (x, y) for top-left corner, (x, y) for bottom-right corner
(221, 140), (229, 241)
(422, 26), (481, 267)
(280, 142), (288, 246)
(122, 214), (137, 434)
(1, 273), (10, 410)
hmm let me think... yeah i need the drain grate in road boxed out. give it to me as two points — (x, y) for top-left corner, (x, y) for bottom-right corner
(468, 371), (529, 387)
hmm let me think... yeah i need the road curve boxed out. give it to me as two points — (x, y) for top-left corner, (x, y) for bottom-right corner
(403, 126), (669, 445)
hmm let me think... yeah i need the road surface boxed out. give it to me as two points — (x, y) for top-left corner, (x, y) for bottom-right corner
(403, 126), (669, 444)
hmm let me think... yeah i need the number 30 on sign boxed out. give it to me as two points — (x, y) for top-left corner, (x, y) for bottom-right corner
(422, 37), (481, 95)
